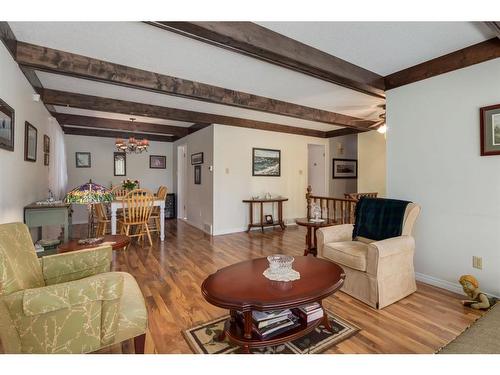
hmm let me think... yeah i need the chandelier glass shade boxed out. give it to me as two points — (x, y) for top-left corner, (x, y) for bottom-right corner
(115, 137), (149, 154)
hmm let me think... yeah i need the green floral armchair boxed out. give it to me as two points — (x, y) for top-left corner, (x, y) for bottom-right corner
(0, 222), (148, 353)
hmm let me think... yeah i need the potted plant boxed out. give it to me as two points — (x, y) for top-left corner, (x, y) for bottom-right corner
(122, 179), (139, 191)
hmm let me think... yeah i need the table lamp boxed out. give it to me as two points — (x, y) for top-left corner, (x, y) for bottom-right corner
(65, 179), (113, 238)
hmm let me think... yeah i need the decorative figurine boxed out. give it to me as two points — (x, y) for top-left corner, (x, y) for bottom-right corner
(459, 274), (497, 310)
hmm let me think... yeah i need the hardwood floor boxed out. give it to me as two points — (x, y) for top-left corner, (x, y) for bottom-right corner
(88, 220), (482, 354)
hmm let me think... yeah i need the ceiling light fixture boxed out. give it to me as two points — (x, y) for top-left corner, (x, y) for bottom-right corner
(115, 118), (149, 154)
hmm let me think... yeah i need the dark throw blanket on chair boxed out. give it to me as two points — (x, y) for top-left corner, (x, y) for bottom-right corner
(352, 198), (411, 241)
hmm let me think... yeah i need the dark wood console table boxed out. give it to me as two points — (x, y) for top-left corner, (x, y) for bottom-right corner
(242, 197), (288, 232)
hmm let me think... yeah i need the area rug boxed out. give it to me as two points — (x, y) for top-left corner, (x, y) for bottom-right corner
(437, 303), (500, 354)
(182, 310), (359, 354)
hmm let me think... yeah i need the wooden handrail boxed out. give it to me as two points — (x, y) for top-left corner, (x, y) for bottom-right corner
(306, 185), (357, 224)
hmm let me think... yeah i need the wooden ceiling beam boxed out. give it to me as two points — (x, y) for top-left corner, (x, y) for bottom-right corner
(15, 41), (370, 129)
(385, 38), (500, 90)
(62, 126), (175, 142)
(147, 22), (386, 99)
(325, 128), (369, 138)
(0, 22), (57, 116)
(52, 113), (190, 137)
(42, 89), (331, 138)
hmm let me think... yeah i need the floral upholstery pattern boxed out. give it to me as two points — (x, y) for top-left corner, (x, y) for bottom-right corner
(41, 246), (112, 285)
(0, 222), (147, 353)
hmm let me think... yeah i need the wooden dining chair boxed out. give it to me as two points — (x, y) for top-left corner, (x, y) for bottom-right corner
(149, 186), (168, 236)
(111, 186), (129, 199)
(119, 189), (155, 246)
(94, 203), (111, 236)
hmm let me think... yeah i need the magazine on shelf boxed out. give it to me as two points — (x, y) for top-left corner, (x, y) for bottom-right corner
(255, 315), (301, 338)
(251, 309), (291, 322)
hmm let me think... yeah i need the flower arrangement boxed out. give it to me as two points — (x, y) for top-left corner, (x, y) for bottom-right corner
(122, 179), (139, 191)
(65, 181), (113, 204)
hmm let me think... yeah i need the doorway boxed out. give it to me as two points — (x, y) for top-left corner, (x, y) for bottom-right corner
(177, 144), (187, 220)
(307, 144), (326, 196)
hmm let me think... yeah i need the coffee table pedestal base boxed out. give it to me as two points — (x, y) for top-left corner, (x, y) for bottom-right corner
(220, 308), (337, 354)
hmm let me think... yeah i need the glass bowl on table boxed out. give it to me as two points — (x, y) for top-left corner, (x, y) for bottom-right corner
(267, 254), (295, 274)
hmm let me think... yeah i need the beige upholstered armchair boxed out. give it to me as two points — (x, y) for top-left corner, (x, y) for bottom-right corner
(0, 222), (147, 353)
(317, 203), (420, 309)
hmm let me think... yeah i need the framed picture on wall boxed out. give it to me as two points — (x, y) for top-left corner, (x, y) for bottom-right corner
(0, 97), (15, 152)
(43, 135), (50, 153)
(480, 103), (500, 156)
(75, 152), (91, 168)
(332, 158), (357, 179)
(114, 152), (126, 176)
(191, 152), (204, 165)
(194, 165), (201, 184)
(150, 155), (166, 169)
(252, 148), (281, 176)
(24, 122), (37, 162)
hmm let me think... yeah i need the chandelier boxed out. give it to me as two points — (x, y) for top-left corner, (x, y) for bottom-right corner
(115, 136), (149, 154)
(115, 118), (149, 154)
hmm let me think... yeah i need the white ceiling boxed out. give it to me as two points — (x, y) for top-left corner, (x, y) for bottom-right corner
(8, 22), (495, 136)
(258, 22), (495, 76)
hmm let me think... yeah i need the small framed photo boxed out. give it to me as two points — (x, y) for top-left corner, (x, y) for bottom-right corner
(252, 148), (281, 176)
(265, 214), (274, 224)
(332, 158), (357, 179)
(194, 165), (201, 184)
(24, 122), (37, 162)
(75, 152), (91, 168)
(44, 153), (49, 166)
(43, 134), (50, 153)
(150, 155), (166, 169)
(0, 97), (15, 152)
(480, 104), (500, 156)
(114, 152), (126, 176)
(191, 152), (204, 165)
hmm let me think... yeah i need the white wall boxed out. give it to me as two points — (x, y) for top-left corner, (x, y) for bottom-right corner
(358, 130), (386, 197)
(0, 43), (66, 224)
(65, 135), (173, 223)
(173, 126), (214, 233)
(329, 134), (357, 197)
(387, 58), (500, 296)
(213, 125), (329, 235)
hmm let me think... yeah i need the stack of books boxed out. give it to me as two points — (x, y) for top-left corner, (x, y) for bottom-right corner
(251, 309), (300, 339)
(292, 302), (324, 323)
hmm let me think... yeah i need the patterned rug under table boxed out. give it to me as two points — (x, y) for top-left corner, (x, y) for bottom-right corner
(183, 310), (360, 354)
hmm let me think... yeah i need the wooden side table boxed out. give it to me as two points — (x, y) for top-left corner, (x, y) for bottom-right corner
(57, 234), (130, 253)
(242, 198), (288, 232)
(295, 218), (338, 256)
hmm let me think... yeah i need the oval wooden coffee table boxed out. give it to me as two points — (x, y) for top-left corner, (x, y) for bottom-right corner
(201, 256), (345, 353)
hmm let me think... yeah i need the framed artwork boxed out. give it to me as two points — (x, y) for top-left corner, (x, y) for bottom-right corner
(150, 155), (166, 169)
(44, 153), (49, 166)
(194, 165), (201, 185)
(332, 158), (357, 179)
(24, 122), (37, 162)
(252, 148), (281, 176)
(0, 97), (14, 151)
(191, 152), (204, 165)
(480, 104), (500, 156)
(114, 152), (126, 176)
(75, 152), (91, 168)
(43, 135), (50, 153)
(265, 214), (274, 224)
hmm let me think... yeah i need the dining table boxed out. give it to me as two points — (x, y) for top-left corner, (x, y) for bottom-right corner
(110, 197), (166, 241)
